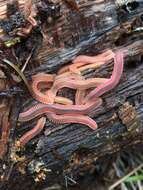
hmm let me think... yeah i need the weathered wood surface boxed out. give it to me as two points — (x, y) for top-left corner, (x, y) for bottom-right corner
(0, 0), (143, 189)
(29, 0), (143, 74)
(25, 40), (143, 168)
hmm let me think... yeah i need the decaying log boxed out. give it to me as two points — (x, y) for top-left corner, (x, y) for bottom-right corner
(24, 40), (143, 171)
(0, 0), (143, 189)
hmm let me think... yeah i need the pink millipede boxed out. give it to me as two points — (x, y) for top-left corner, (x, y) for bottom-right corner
(18, 98), (103, 122)
(18, 50), (124, 147)
(83, 50), (124, 103)
(19, 117), (46, 146)
(46, 112), (98, 130)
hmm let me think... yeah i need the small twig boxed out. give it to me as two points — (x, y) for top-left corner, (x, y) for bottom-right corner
(113, 163), (126, 189)
(64, 174), (77, 190)
(4, 162), (14, 181)
(135, 171), (142, 190)
(11, 48), (21, 65)
(21, 47), (34, 72)
(2, 59), (32, 94)
(120, 183), (128, 190)
(109, 163), (143, 190)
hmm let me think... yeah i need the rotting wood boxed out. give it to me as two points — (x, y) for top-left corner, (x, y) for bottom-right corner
(0, 0), (142, 189)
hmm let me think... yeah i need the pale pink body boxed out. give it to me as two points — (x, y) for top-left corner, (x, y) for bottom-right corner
(48, 75), (109, 104)
(47, 113), (98, 130)
(58, 50), (115, 75)
(18, 50), (124, 146)
(84, 51), (124, 103)
(18, 98), (102, 122)
(19, 117), (46, 146)
(31, 73), (73, 105)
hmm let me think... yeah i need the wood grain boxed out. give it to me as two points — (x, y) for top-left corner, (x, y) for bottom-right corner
(0, 0), (143, 188)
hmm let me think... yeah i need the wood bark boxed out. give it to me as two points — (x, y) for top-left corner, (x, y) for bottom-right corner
(0, 0), (143, 189)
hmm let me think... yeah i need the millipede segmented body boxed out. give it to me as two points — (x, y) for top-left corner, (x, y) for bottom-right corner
(18, 50), (124, 146)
